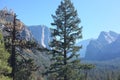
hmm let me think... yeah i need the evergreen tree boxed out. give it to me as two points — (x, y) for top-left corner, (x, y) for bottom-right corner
(0, 32), (12, 80)
(47, 0), (83, 80)
(2, 10), (38, 80)
(15, 58), (37, 80)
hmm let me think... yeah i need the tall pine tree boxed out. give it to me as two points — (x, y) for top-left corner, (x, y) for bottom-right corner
(1, 9), (38, 80)
(47, 0), (83, 80)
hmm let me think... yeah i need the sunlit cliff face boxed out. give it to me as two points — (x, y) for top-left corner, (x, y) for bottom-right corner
(0, 8), (24, 31)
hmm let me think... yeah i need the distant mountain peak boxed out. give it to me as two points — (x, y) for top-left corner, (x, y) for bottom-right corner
(85, 30), (120, 61)
(97, 31), (118, 44)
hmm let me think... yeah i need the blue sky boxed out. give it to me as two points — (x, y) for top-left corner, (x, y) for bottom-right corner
(0, 0), (120, 40)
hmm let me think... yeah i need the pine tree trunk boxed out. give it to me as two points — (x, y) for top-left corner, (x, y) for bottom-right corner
(64, 10), (67, 80)
(11, 14), (16, 80)
(64, 50), (67, 80)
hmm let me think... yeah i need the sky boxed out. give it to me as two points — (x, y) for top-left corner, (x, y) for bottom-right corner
(0, 0), (120, 40)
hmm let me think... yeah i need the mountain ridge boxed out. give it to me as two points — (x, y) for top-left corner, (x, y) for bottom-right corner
(85, 31), (120, 61)
(28, 25), (120, 61)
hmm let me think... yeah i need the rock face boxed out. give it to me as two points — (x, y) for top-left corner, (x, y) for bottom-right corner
(97, 31), (118, 45)
(76, 39), (92, 58)
(28, 24), (120, 61)
(0, 9), (33, 41)
(29, 25), (51, 48)
(0, 9), (50, 79)
(85, 31), (120, 61)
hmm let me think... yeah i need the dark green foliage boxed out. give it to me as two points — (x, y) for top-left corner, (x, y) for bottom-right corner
(81, 59), (120, 80)
(118, 75), (120, 80)
(15, 57), (37, 80)
(46, 0), (88, 80)
(3, 32), (38, 80)
(26, 40), (37, 49)
(0, 32), (12, 80)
